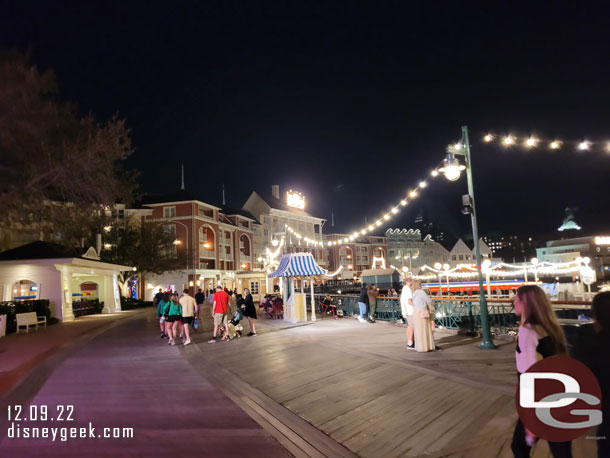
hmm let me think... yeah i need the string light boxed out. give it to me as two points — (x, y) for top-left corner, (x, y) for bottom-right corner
(482, 131), (610, 153)
(525, 137), (538, 147)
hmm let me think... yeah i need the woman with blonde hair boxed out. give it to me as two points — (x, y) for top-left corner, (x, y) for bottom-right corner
(511, 285), (570, 458)
(411, 281), (436, 352)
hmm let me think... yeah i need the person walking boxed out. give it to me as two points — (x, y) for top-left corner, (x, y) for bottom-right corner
(209, 286), (230, 343)
(206, 288), (215, 317)
(194, 288), (205, 324)
(367, 284), (379, 323)
(412, 281), (436, 352)
(400, 277), (415, 349)
(511, 285), (572, 458)
(167, 293), (183, 346)
(572, 291), (609, 458)
(357, 283), (369, 323)
(179, 289), (196, 345)
(157, 292), (171, 339)
(241, 287), (257, 336)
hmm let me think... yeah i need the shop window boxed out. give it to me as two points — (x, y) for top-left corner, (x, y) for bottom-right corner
(12, 279), (38, 300)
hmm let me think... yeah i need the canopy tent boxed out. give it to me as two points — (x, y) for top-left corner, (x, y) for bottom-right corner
(268, 253), (328, 278)
(267, 253), (327, 322)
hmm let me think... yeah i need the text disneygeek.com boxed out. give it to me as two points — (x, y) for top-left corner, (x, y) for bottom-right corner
(7, 405), (134, 442)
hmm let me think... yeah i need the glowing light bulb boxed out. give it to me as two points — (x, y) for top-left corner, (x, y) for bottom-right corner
(352, 232), (359, 238)
(400, 200), (407, 206)
(503, 136), (514, 146)
(484, 134), (493, 142)
(368, 225), (374, 231)
(409, 190), (417, 198)
(454, 143), (462, 150)
(525, 137), (537, 147)
(578, 141), (591, 151)
(391, 208), (398, 214)
(376, 220), (382, 226)
(430, 170), (439, 177)
(419, 181), (427, 188)
(383, 214), (390, 221)
(550, 140), (560, 149)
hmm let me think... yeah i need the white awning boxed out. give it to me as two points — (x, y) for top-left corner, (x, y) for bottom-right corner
(268, 253), (328, 278)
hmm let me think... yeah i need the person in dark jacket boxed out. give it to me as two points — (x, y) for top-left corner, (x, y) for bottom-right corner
(241, 288), (257, 336)
(357, 283), (369, 323)
(572, 291), (610, 458)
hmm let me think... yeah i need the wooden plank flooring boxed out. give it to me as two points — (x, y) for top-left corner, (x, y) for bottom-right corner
(186, 315), (598, 458)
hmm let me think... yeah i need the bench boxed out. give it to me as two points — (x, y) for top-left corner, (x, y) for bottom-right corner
(16, 312), (47, 333)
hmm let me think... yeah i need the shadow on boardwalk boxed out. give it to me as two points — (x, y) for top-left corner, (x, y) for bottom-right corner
(186, 313), (598, 458)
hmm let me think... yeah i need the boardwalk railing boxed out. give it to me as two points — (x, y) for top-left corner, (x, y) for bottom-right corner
(312, 294), (593, 336)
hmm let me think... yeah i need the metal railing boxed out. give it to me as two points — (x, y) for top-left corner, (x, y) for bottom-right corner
(312, 294), (593, 336)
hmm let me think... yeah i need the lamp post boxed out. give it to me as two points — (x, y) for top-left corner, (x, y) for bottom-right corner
(443, 263), (450, 292)
(440, 126), (496, 349)
(434, 262), (443, 295)
(531, 257), (539, 282)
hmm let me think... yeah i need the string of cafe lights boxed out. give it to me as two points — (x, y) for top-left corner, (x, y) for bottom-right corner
(480, 132), (610, 153)
(414, 258), (591, 281)
(284, 158), (456, 247)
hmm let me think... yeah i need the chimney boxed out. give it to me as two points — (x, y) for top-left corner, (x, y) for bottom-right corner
(271, 185), (280, 199)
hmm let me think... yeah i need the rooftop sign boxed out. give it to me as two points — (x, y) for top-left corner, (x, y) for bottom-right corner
(594, 236), (610, 245)
(286, 191), (305, 210)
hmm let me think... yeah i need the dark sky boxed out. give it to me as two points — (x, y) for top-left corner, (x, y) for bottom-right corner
(2, 1), (609, 239)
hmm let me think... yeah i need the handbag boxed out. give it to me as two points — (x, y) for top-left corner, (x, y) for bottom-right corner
(193, 318), (199, 330)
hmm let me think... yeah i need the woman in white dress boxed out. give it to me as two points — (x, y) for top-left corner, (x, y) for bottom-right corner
(411, 281), (436, 352)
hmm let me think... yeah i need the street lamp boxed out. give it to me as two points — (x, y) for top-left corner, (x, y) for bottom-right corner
(531, 257), (539, 282)
(442, 126), (496, 349)
(434, 263), (443, 295)
(443, 263), (450, 292)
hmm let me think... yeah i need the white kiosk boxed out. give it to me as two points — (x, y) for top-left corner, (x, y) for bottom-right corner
(268, 253), (328, 323)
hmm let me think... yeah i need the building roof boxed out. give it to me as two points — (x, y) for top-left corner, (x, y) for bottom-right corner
(255, 191), (316, 217)
(0, 241), (85, 261)
(220, 205), (259, 223)
(140, 189), (222, 209)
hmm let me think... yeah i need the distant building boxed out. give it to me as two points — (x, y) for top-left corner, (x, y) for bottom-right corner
(481, 234), (538, 262)
(536, 234), (610, 282)
(242, 185), (328, 269)
(385, 228), (449, 272)
(140, 189), (257, 299)
(447, 238), (492, 267)
(324, 233), (387, 278)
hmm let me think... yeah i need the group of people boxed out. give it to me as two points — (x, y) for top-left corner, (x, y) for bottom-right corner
(399, 277), (438, 352)
(356, 283), (380, 323)
(154, 286), (258, 345)
(154, 289), (197, 346)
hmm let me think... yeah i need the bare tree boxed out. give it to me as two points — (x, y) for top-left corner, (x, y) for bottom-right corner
(0, 50), (137, 242)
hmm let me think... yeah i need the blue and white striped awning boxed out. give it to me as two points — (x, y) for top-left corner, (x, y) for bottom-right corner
(268, 253), (328, 278)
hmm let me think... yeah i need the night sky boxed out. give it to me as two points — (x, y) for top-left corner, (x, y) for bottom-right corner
(2, 1), (609, 240)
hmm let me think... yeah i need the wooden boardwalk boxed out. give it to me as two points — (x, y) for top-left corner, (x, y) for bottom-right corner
(185, 314), (598, 458)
